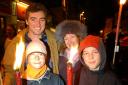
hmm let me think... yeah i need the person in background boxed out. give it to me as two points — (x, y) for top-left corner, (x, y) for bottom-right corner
(1, 3), (59, 85)
(55, 20), (87, 85)
(79, 35), (122, 85)
(105, 25), (122, 69)
(22, 40), (64, 85)
(4, 24), (17, 49)
(0, 24), (17, 68)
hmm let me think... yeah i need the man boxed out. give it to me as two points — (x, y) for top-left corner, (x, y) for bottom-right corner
(2, 3), (59, 85)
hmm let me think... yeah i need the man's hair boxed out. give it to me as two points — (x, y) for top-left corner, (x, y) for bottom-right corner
(25, 3), (47, 19)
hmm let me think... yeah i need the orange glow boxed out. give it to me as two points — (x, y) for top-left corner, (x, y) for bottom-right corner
(17, 2), (29, 19)
(68, 45), (78, 64)
(63, 0), (66, 7)
(17, 2), (29, 8)
(13, 37), (25, 70)
(120, 0), (126, 5)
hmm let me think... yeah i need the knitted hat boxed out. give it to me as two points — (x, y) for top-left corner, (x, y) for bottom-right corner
(79, 35), (100, 52)
(55, 20), (87, 43)
(26, 40), (47, 57)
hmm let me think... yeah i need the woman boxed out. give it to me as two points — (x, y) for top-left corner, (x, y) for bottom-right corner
(55, 20), (87, 85)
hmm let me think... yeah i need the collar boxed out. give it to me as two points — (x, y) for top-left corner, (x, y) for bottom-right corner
(24, 32), (47, 46)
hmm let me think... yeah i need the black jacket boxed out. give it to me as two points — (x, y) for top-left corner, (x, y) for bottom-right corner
(22, 70), (64, 85)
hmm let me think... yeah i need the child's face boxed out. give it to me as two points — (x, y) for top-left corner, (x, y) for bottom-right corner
(28, 52), (46, 69)
(82, 47), (101, 71)
(64, 34), (79, 49)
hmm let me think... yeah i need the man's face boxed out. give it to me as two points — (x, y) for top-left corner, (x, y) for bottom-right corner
(26, 11), (46, 36)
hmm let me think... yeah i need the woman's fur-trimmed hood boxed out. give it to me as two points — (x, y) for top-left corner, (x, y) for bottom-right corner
(55, 20), (87, 43)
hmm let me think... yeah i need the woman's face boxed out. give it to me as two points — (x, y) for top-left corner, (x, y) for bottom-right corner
(64, 34), (79, 49)
(82, 47), (101, 71)
(28, 52), (46, 69)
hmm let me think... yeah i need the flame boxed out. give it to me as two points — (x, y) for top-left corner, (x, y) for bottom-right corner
(120, 0), (126, 5)
(68, 45), (78, 64)
(13, 37), (25, 70)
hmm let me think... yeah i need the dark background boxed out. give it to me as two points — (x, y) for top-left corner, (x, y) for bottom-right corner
(22, 0), (128, 34)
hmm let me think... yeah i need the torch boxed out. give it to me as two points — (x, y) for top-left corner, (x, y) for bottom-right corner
(113, 0), (126, 64)
(13, 37), (25, 85)
(67, 45), (78, 85)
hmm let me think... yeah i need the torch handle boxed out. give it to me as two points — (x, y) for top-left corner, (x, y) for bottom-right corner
(67, 63), (73, 85)
(15, 71), (22, 85)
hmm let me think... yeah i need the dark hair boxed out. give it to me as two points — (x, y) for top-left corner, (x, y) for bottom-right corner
(25, 3), (47, 19)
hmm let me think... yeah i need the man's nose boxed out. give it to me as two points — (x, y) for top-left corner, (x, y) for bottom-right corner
(36, 20), (41, 27)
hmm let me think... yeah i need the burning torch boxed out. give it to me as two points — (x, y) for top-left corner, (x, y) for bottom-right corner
(113, 0), (126, 64)
(13, 37), (25, 85)
(67, 45), (78, 85)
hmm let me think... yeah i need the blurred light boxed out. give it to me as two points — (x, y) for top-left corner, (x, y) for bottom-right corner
(82, 11), (84, 14)
(120, 0), (126, 5)
(80, 13), (83, 16)
(100, 30), (103, 34)
(17, 2), (29, 8)
(13, 37), (25, 70)
(68, 45), (78, 64)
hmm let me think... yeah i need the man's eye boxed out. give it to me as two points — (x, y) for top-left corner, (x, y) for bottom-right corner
(40, 18), (46, 21)
(30, 17), (35, 21)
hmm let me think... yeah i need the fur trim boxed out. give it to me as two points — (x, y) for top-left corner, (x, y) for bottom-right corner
(55, 20), (87, 43)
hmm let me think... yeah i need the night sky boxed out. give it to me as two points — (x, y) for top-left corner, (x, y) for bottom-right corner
(29, 0), (127, 34)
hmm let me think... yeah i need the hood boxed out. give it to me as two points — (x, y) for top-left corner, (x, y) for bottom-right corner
(79, 35), (106, 71)
(55, 20), (87, 43)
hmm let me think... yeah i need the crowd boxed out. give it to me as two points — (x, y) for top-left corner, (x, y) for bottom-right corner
(0, 2), (126, 85)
